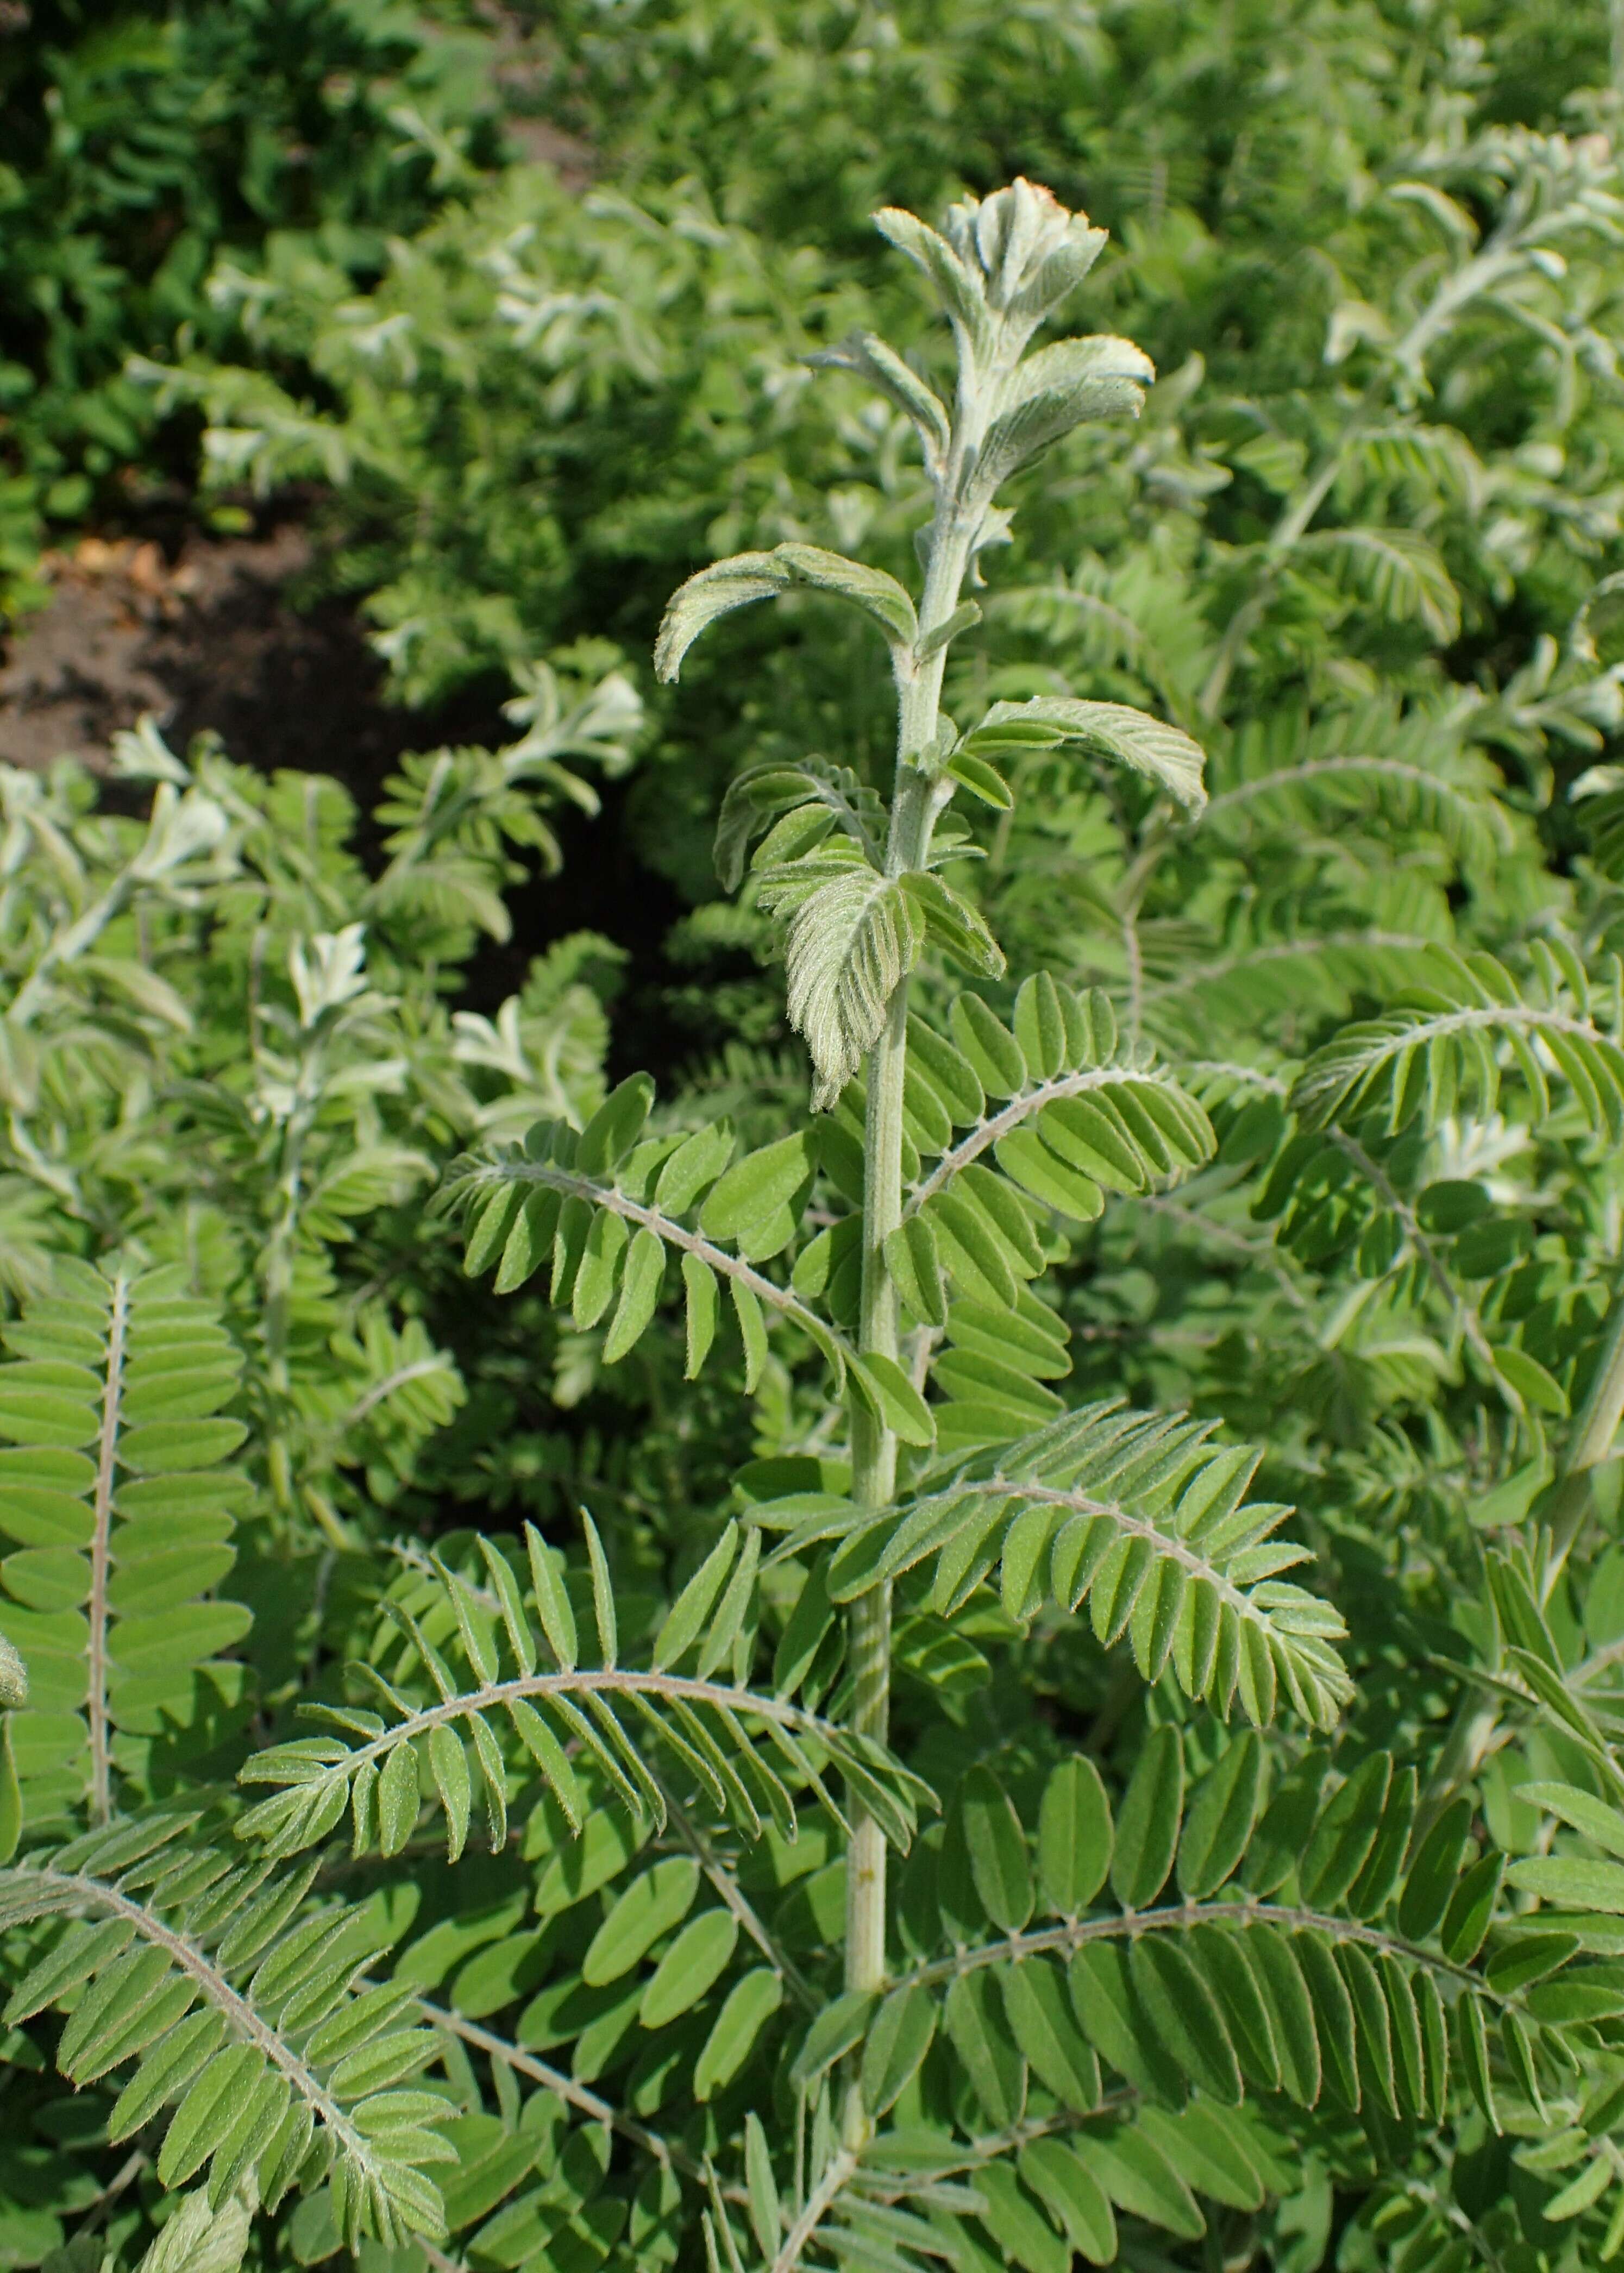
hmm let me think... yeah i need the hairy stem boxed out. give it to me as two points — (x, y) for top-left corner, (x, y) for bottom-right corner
(897, 1894), (1509, 2007)
(842, 501), (973, 2118)
(485, 1163), (855, 1373)
(302, 1667), (871, 1772)
(905, 1063), (1190, 1216)
(845, 983), (905, 2019)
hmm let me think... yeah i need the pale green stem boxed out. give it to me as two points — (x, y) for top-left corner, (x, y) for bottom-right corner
(259, 1026), (350, 1550)
(841, 504), (975, 2125)
(261, 1135), (305, 1517)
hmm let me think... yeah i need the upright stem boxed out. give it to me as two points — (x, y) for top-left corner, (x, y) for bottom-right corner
(842, 508), (975, 2091)
(261, 1131), (304, 1519)
(843, 991), (905, 2019)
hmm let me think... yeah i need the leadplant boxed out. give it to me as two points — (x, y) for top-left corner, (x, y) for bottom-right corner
(410, 181), (1600, 2272)
(455, 181), (1316, 2099)
(655, 179), (1289, 2056)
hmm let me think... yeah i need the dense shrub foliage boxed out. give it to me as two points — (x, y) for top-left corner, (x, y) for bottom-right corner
(0, 0), (500, 606)
(8, 5), (1624, 2273)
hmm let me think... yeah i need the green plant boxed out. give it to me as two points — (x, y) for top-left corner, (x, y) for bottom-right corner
(13, 165), (1624, 2273)
(15, 4), (1624, 2264)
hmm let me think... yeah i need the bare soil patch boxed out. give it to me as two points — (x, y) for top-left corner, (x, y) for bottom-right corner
(0, 519), (504, 801)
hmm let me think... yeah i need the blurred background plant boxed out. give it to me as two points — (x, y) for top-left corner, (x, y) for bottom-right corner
(0, 0), (510, 613)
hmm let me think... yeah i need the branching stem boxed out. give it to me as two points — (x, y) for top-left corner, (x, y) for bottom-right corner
(772, 2147), (857, 2273)
(312, 1667), (870, 1772)
(421, 2001), (697, 2175)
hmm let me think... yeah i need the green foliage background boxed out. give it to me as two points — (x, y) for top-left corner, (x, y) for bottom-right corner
(0, 0), (504, 599)
(9, 3), (1624, 2271)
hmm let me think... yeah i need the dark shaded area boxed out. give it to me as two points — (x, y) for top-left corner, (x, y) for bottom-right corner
(465, 774), (688, 1081)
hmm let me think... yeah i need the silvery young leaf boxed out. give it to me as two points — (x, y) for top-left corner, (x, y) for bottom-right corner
(1011, 219), (1111, 321)
(899, 871), (1006, 977)
(779, 870), (925, 1110)
(966, 696), (1207, 813)
(873, 208), (996, 364)
(944, 177), (1105, 318)
(807, 330), (952, 465)
(0, 1627), (26, 1708)
(655, 544), (918, 681)
(654, 557), (794, 682)
(135, 2183), (254, 2273)
(971, 335), (1155, 497)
